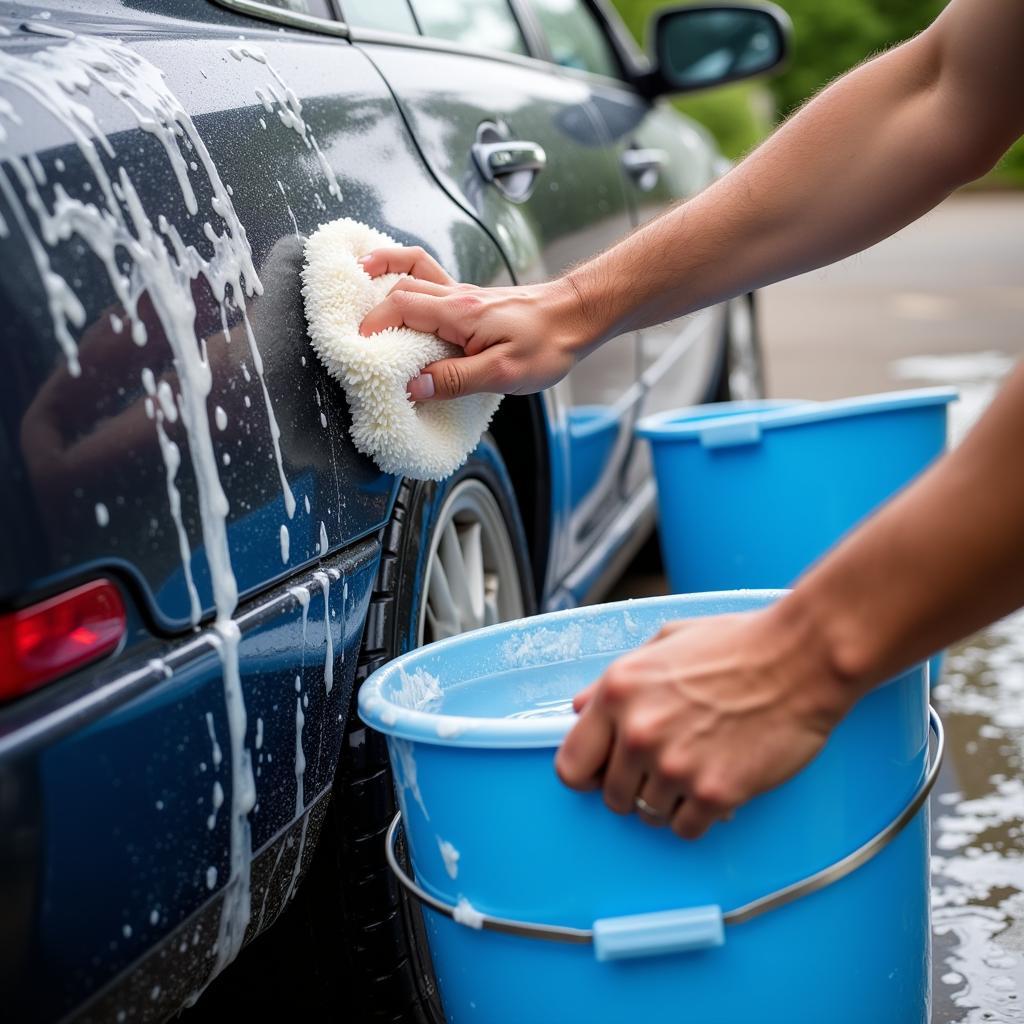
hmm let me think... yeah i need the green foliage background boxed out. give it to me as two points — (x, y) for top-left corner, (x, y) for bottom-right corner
(610, 0), (1023, 185)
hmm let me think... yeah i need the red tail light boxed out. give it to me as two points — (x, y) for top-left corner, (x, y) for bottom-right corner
(0, 580), (126, 700)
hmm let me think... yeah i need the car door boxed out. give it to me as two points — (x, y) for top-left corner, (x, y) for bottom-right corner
(602, 89), (728, 493)
(344, 0), (642, 592)
(602, 92), (725, 411)
(522, 0), (728, 492)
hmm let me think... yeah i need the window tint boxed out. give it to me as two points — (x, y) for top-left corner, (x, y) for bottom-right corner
(409, 0), (527, 56)
(258, 0), (334, 18)
(529, 0), (620, 78)
(341, 0), (418, 34)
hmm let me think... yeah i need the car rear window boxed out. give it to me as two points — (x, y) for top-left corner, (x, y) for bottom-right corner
(408, 0), (528, 55)
(529, 0), (621, 78)
(340, 0), (418, 34)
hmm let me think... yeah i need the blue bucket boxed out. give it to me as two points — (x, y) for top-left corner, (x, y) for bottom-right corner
(636, 389), (955, 684)
(635, 389), (956, 594)
(359, 592), (941, 1024)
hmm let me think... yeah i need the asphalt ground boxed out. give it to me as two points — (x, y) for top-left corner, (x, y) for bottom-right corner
(611, 192), (1024, 1023)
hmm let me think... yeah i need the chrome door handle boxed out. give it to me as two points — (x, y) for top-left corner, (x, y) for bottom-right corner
(473, 140), (547, 180)
(472, 140), (547, 202)
(621, 147), (668, 191)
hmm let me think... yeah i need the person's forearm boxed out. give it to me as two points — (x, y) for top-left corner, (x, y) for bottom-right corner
(357, 0), (1022, 404)
(569, 18), (1002, 346)
(784, 364), (1024, 701)
(555, 369), (1024, 838)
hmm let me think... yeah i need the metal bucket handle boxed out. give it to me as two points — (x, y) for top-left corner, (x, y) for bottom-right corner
(385, 705), (943, 961)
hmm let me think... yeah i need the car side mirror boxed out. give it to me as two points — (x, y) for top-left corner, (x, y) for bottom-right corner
(646, 3), (790, 96)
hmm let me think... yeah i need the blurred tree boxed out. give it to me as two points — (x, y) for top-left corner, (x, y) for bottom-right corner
(768, 0), (945, 115)
(990, 140), (1024, 187)
(766, 0), (890, 115)
(609, 0), (667, 42)
(610, 0), (1021, 184)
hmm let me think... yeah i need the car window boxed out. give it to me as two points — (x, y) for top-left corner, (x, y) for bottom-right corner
(340, 0), (418, 34)
(529, 0), (621, 78)
(258, 0), (335, 18)
(408, 0), (528, 55)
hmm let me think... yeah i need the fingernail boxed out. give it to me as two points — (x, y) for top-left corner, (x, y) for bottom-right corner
(358, 254), (371, 264)
(408, 373), (434, 400)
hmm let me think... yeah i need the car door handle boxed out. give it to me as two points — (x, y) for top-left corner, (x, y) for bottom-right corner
(621, 147), (668, 191)
(472, 140), (546, 201)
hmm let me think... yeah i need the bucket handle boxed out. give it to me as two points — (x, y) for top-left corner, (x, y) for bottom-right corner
(385, 705), (943, 961)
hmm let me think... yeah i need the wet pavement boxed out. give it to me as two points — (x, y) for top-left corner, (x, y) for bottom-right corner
(932, 612), (1024, 1023)
(613, 193), (1024, 1022)
(763, 192), (1024, 1024)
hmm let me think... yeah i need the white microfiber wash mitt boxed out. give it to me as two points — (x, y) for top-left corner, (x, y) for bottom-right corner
(301, 218), (502, 480)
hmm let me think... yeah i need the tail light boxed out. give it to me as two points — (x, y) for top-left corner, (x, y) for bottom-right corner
(0, 579), (126, 701)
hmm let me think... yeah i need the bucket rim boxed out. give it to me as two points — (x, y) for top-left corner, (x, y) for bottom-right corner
(357, 589), (786, 749)
(635, 386), (958, 442)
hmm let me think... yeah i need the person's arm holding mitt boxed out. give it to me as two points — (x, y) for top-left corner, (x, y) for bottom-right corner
(360, 0), (1024, 837)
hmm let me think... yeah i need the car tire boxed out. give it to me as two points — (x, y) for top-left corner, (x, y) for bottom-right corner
(714, 295), (766, 402)
(202, 437), (532, 1024)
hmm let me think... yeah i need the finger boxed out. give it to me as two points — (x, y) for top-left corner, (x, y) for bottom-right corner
(414, 348), (509, 401)
(360, 288), (468, 343)
(671, 797), (723, 840)
(555, 705), (614, 792)
(462, 327), (507, 358)
(407, 373), (435, 401)
(601, 737), (645, 815)
(358, 245), (454, 285)
(387, 277), (451, 299)
(572, 679), (600, 713)
(635, 775), (683, 828)
(652, 619), (693, 640)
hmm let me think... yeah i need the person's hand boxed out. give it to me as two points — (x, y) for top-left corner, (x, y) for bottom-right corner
(359, 246), (596, 401)
(555, 604), (854, 839)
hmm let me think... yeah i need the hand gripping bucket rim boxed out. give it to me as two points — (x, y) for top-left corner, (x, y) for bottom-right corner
(358, 592), (944, 966)
(360, 590), (789, 749)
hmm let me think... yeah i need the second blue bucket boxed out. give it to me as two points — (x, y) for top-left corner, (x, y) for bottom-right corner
(635, 388), (956, 593)
(637, 388), (955, 682)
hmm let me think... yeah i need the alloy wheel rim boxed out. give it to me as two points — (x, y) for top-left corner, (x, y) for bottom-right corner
(417, 479), (525, 645)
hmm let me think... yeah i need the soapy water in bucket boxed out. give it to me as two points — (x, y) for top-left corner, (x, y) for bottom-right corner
(506, 697), (577, 721)
(431, 651), (615, 723)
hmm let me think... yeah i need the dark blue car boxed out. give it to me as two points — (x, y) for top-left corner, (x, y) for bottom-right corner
(0, 1), (786, 1019)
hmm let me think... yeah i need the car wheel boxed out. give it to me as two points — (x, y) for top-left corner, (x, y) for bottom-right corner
(714, 295), (766, 402)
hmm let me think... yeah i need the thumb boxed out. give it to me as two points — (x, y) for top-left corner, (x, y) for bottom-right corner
(409, 349), (507, 401)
